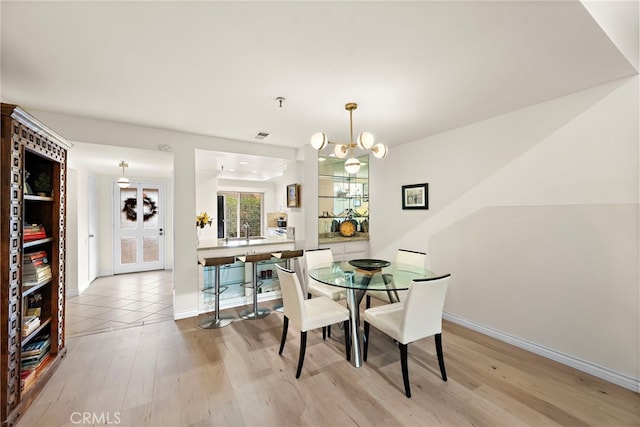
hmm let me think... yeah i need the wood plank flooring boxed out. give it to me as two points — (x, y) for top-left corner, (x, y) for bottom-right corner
(17, 303), (639, 427)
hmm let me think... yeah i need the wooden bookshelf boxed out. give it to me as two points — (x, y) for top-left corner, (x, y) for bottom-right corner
(1, 103), (72, 427)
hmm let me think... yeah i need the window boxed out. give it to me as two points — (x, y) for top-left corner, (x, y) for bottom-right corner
(218, 191), (263, 238)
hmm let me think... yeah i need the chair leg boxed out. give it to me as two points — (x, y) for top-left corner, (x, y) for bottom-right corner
(399, 343), (411, 398)
(295, 331), (307, 378)
(327, 324), (331, 338)
(322, 326), (326, 340)
(365, 294), (371, 309)
(363, 321), (370, 362)
(279, 316), (289, 355)
(343, 320), (351, 361)
(435, 333), (447, 381)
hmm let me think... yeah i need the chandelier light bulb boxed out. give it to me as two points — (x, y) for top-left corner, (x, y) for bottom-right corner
(310, 132), (328, 150)
(357, 132), (375, 150)
(334, 144), (348, 159)
(344, 157), (361, 174)
(372, 143), (388, 159)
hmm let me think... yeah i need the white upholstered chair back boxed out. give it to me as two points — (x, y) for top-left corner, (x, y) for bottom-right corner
(395, 249), (426, 271)
(304, 248), (334, 294)
(399, 274), (450, 344)
(276, 266), (306, 331)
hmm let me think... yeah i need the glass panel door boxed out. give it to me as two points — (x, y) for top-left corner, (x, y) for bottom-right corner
(114, 182), (165, 274)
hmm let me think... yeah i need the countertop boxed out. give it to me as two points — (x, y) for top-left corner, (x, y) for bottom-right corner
(318, 233), (369, 244)
(197, 237), (295, 251)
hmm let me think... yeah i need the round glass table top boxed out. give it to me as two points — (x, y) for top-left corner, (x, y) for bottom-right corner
(309, 260), (435, 291)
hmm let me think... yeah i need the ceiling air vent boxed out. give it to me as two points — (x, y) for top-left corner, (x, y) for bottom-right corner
(254, 131), (270, 140)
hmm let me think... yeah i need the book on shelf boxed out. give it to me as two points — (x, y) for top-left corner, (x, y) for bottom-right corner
(22, 315), (41, 337)
(23, 224), (47, 242)
(20, 351), (51, 373)
(23, 250), (52, 286)
(26, 307), (41, 317)
(22, 335), (51, 358)
(26, 293), (44, 316)
(20, 369), (36, 390)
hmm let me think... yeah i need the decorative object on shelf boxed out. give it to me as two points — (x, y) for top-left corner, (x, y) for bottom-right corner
(339, 219), (358, 237)
(33, 171), (52, 196)
(116, 160), (130, 188)
(287, 183), (300, 207)
(310, 102), (388, 174)
(24, 170), (34, 195)
(402, 183), (429, 210)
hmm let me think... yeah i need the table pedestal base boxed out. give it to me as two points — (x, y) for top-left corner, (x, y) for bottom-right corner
(240, 308), (270, 320)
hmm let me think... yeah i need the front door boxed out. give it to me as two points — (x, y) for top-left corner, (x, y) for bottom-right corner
(113, 182), (165, 274)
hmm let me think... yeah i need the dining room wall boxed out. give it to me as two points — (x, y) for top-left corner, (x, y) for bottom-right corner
(369, 75), (639, 391)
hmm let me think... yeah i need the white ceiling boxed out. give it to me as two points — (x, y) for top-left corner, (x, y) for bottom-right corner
(1, 1), (637, 180)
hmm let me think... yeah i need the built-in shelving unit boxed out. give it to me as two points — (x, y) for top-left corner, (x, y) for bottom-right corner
(318, 154), (369, 243)
(1, 103), (72, 427)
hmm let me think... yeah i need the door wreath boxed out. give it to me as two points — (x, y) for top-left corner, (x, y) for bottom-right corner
(122, 194), (158, 222)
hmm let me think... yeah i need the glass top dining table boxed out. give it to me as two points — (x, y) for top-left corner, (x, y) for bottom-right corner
(309, 259), (436, 367)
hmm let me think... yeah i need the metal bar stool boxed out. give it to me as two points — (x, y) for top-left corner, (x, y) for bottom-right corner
(199, 255), (237, 329)
(237, 252), (274, 320)
(271, 249), (304, 312)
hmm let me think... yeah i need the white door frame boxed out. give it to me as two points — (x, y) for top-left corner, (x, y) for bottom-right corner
(88, 175), (98, 283)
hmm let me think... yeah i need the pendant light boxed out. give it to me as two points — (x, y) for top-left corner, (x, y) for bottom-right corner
(117, 161), (130, 188)
(310, 102), (388, 174)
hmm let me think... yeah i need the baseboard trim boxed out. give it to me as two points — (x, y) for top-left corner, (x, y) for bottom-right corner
(443, 312), (639, 393)
(66, 289), (79, 298)
(174, 310), (199, 321)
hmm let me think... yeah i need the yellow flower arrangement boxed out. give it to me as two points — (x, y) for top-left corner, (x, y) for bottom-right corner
(196, 212), (212, 229)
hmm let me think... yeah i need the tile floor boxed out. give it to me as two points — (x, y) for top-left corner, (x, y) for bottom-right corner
(65, 270), (174, 337)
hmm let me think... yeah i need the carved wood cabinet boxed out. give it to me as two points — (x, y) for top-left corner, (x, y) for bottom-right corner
(1, 103), (71, 426)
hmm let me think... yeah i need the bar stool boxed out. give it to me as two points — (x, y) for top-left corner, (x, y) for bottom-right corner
(199, 255), (236, 329)
(237, 252), (274, 320)
(271, 249), (304, 312)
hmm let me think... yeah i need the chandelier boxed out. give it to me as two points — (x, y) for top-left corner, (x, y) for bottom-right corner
(310, 102), (387, 174)
(117, 160), (130, 188)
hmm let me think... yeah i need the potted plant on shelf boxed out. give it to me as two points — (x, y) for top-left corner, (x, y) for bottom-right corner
(33, 172), (52, 197)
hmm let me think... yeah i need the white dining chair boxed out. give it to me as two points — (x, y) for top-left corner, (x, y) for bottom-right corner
(363, 273), (450, 398)
(304, 248), (345, 301)
(275, 265), (351, 378)
(304, 248), (346, 339)
(365, 249), (427, 309)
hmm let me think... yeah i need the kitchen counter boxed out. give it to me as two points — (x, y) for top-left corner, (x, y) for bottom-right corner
(318, 232), (369, 245)
(197, 237), (296, 261)
(197, 237), (295, 250)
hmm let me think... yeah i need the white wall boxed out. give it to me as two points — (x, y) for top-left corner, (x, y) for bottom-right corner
(370, 76), (639, 390)
(66, 169), (79, 297)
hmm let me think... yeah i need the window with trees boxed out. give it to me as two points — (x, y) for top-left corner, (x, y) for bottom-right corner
(219, 191), (263, 238)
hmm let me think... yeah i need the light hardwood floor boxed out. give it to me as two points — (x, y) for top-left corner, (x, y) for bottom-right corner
(17, 300), (639, 426)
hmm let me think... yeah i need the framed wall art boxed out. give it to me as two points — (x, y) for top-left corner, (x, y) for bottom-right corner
(402, 183), (428, 210)
(287, 183), (300, 207)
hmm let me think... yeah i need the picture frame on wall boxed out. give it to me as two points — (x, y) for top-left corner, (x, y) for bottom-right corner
(402, 183), (428, 209)
(287, 183), (300, 207)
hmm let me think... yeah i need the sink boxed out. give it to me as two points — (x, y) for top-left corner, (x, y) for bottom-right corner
(220, 237), (267, 246)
